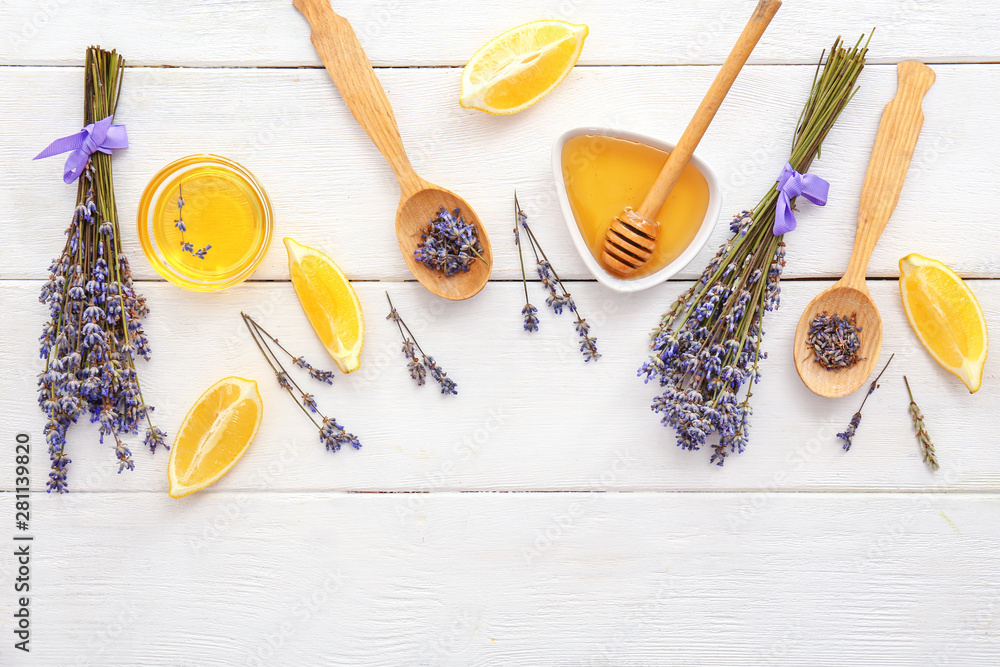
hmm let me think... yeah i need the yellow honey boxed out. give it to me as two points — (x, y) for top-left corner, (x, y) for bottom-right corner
(561, 135), (710, 278)
(138, 155), (272, 291)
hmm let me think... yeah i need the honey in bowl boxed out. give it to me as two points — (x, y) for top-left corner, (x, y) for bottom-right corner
(561, 134), (710, 279)
(138, 155), (272, 291)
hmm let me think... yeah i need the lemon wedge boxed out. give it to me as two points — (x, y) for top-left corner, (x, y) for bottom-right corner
(285, 237), (364, 373)
(460, 20), (588, 115)
(168, 377), (263, 498)
(899, 253), (988, 393)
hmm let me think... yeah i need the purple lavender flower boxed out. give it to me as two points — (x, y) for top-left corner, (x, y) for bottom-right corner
(309, 368), (335, 384)
(545, 291), (571, 315)
(580, 335), (600, 362)
(424, 356), (458, 395)
(276, 371), (293, 391)
(639, 211), (778, 465)
(414, 207), (483, 276)
(729, 210), (753, 235)
(174, 183), (211, 259)
(522, 304), (539, 332)
(807, 311), (864, 370)
(38, 145), (162, 491)
(837, 413), (862, 451)
(144, 425), (169, 454)
(386, 293), (457, 394)
(245, 325), (337, 388)
(837, 354), (894, 452)
(535, 260), (573, 316)
(242, 312), (361, 455)
(402, 339), (427, 386)
(514, 208), (541, 334)
(115, 438), (135, 473)
(47, 449), (71, 493)
(290, 356), (335, 385)
(320, 417), (361, 452)
(514, 194), (598, 361)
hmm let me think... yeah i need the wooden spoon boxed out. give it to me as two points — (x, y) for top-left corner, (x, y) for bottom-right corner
(793, 62), (936, 398)
(294, 0), (492, 300)
(601, 0), (781, 277)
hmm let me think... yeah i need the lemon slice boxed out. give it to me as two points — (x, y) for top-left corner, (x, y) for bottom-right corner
(460, 20), (589, 115)
(284, 237), (364, 373)
(168, 377), (263, 498)
(899, 253), (988, 393)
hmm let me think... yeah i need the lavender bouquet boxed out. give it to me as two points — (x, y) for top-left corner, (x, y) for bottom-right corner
(639, 36), (870, 464)
(37, 47), (165, 492)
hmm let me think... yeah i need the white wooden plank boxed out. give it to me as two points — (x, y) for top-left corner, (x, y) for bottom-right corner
(0, 491), (997, 665)
(3, 279), (996, 494)
(3, 63), (998, 282)
(3, 1), (999, 661)
(1, 0), (998, 67)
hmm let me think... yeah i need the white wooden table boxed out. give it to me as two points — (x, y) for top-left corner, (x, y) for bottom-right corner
(2, 1), (999, 664)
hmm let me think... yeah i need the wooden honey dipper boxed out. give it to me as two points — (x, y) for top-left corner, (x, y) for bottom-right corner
(602, 0), (782, 277)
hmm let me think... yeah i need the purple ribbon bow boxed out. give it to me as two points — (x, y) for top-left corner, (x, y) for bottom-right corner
(773, 162), (829, 236)
(33, 115), (128, 184)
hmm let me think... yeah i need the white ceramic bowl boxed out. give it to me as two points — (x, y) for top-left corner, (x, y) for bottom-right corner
(552, 127), (723, 292)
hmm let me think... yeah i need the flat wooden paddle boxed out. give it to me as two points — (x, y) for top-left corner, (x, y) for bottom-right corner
(794, 61), (936, 398)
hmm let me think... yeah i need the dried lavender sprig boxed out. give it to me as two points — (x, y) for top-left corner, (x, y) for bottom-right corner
(240, 312), (360, 452)
(837, 353), (894, 451)
(244, 314), (335, 385)
(904, 376), (938, 472)
(402, 339), (426, 386)
(173, 182), (211, 259)
(242, 314), (321, 425)
(513, 194), (539, 333)
(515, 194), (599, 362)
(385, 292), (458, 394)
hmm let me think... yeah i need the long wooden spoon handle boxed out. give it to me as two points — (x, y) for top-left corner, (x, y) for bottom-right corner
(844, 61), (936, 287)
(636, 0), (781, 220)
(294, 0), (423, 194)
